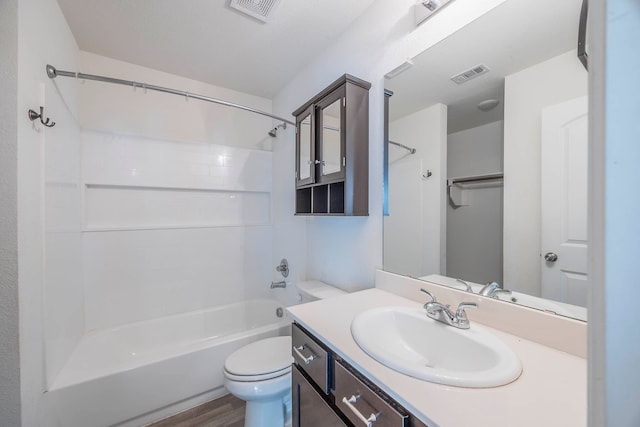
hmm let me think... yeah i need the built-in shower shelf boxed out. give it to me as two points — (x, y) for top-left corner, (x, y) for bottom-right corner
(84, 183), (271, 230)
(83, 182), (269, 194)
(83, 223), (272, 232)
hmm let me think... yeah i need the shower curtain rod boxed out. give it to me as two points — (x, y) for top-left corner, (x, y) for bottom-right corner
(45, 64), (295, 126)
(389, 140), (417, 154)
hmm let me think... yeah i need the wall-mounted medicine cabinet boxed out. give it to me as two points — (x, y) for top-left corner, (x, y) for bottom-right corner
(292, 74), (371, 216)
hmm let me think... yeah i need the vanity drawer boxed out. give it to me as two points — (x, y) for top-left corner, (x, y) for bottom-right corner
(334, 361), (409, 427)
(292, 323), (331, 394)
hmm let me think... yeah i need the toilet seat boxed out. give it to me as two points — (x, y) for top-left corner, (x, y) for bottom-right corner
(224, 365), (291, 382)
(224, 336), (293, 382)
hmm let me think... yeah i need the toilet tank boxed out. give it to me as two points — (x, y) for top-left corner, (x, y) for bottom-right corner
(296, 280), (347, 303)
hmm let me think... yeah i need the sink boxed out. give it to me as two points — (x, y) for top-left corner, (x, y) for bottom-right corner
(351, 306), (522, 388)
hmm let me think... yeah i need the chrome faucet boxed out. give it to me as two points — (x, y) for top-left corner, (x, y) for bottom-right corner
(420, 289), (478, 329)
(270, 280), (286, 289)
(456, 279), (473, 292)
(478, 282), (512, 298)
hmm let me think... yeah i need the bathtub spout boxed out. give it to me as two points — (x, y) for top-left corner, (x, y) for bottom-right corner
(270, 281), (286, 289)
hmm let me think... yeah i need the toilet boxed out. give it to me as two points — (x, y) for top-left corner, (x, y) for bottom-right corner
(223, 280), (346, 427)
(224, 336), (293, 427)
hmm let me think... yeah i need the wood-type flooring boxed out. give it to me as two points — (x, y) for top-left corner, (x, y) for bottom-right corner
(145, 394), (245, 427)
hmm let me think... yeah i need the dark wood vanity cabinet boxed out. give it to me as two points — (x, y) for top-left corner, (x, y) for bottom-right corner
(292, 366), (347, 427)
(291, 323), (429, 427)
(293, 74), (371, 216)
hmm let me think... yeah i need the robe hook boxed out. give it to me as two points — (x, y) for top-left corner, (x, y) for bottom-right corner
(28, 106), (55, 128)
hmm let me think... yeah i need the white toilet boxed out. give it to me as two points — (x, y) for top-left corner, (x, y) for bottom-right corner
(223, 281), (346, 427)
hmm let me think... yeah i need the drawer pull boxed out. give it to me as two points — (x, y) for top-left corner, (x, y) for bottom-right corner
(293, 345), (317, 365)
(342, 394), (380, 427)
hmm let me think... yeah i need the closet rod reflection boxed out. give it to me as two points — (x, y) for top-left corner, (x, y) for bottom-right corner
(45, 64), (295, 126)
(448, 173), (503, 186)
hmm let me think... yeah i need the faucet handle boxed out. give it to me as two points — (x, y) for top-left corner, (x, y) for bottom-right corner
(420, 288), (437, 311)
(456, 279), (473, 292)
(455, 302), (478, 320)
(420, 288), (436, 302)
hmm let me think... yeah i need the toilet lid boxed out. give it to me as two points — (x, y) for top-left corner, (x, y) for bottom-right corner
(225, 336), (293, 377)
(297, 280), (347, 300)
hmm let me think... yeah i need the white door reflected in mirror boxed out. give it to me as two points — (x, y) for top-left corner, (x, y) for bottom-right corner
(541, 96), (589, 307)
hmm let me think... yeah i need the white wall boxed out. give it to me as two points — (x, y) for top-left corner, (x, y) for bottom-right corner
(589, 0), (640, 425)
(15, 0), (81, 424)
(386, 104), (447, 278)
(76, 53), (279, 330)
(0, 0), (21, 424)
(503, 50), (588, 296)
(272, 0), (508, 290)
(447, 121), (503, 284)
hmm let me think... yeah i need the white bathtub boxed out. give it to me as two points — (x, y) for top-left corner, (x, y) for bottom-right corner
(44, 299), (291, 427)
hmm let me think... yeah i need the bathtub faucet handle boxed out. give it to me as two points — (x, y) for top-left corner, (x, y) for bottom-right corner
(275, 258), (289, 278)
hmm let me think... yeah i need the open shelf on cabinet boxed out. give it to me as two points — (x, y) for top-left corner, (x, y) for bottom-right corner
(295, 182), (347, 216)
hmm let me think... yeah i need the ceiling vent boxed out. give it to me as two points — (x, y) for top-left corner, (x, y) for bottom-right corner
(450, 64), (490, 85)
(229, 0), (284, 23)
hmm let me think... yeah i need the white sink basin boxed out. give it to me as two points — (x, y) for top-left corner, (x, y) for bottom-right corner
(351, 306), (522, 388)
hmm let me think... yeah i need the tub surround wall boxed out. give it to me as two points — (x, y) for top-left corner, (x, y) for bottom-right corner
(81, 131), (273, 330)
(43, 67), (83, 389)
(78, 53), (276, 330)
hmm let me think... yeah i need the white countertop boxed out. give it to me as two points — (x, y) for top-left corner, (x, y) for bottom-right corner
(287, 288), (586, 427)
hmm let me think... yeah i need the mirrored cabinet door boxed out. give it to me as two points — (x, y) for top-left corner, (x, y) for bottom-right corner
(317, 87), (345, 182)
(292, 74), (370, 216)
(296, 108), (315, 186)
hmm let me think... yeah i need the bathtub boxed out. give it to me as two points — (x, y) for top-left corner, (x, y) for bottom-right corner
(44, 299), (291, 427)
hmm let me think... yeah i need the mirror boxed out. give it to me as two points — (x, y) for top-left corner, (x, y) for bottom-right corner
(383, 0), (588, 321)
(299, 113), (312, 181)
(320, 99), (343, 176)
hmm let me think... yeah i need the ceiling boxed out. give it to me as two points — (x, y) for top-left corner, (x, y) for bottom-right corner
(57, 0), (378, 99)
(385, 0), (583, 133)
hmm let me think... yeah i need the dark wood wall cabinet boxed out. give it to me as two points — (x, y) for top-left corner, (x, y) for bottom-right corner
(292, 74), (371, 216)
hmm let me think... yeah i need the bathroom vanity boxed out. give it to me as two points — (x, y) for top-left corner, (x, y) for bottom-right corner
(292, 322), (428, 427)
(287, 277), (586, 426)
